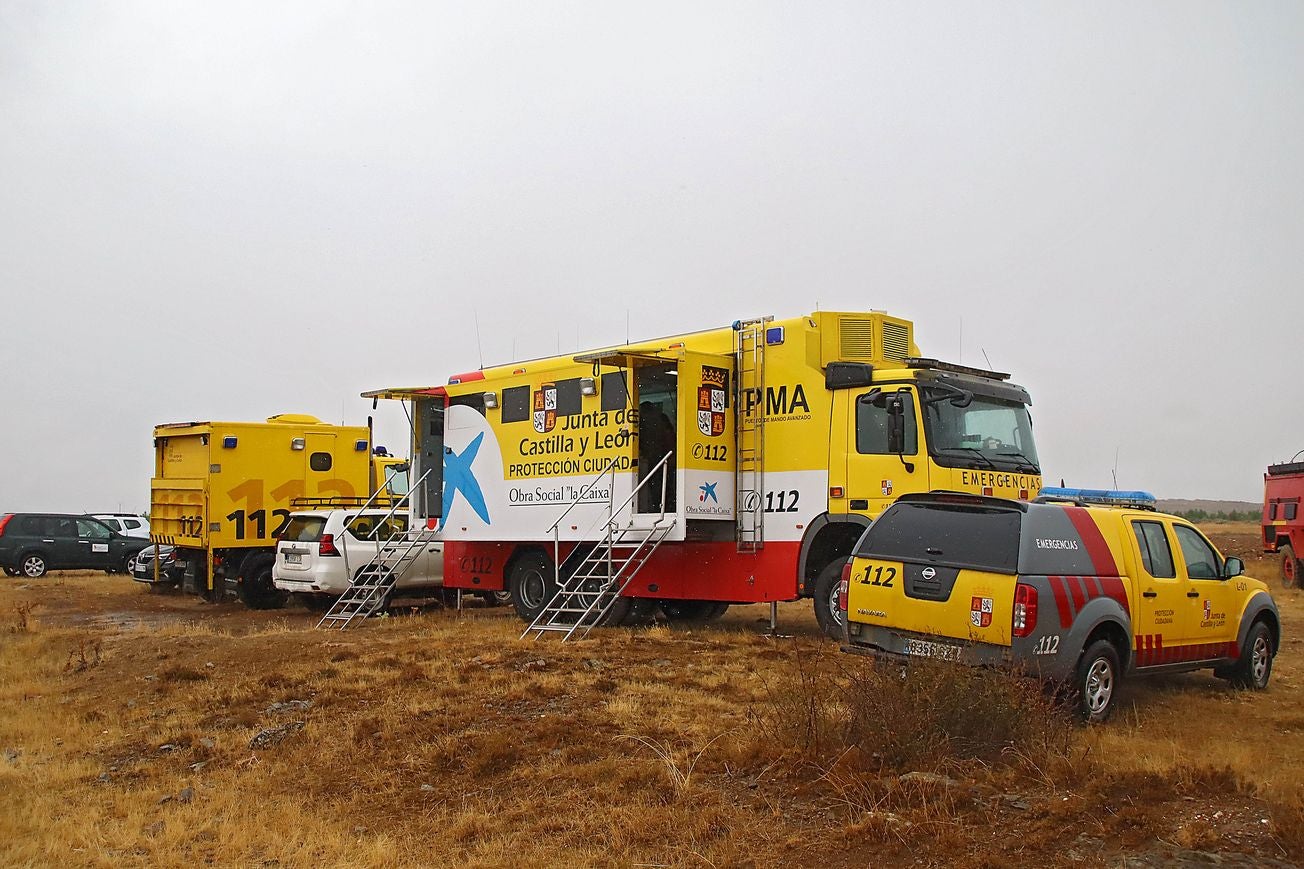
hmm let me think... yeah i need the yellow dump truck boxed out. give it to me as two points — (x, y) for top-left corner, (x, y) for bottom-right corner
(147, 414), (401, 607)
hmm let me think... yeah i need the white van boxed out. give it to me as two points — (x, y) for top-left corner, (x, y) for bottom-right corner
(272, 509), (442, 603)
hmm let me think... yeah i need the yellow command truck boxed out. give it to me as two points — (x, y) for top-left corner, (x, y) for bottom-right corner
(149, 414), (397, 607)
(372, 310), (1044, 635)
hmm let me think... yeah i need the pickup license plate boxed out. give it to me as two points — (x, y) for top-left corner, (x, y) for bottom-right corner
(904, 638), (962, 661)
(285, 553), (302, 564)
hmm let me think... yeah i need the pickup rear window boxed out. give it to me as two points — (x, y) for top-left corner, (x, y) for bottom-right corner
(281, 516), (326, 542)
(856, 501), (1021, 573)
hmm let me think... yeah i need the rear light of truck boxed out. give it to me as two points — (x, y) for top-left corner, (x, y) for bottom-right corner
(837, 561), (851, 612)
(0, 514), (11, 539)
(318, 533), (340, 557)
(1012, 583), (1038, 638)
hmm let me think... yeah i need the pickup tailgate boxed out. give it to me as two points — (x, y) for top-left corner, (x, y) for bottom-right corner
(845, 498), (1023, 648)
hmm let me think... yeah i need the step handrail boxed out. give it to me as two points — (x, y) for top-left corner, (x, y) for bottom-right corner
(547, 455), (621, 535)
(550, 450), (674, 591)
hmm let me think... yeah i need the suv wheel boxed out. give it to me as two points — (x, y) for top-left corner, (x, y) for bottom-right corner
(1229, 621), (1274, 690)
(1074, 640), (1120, 723)
(3, 567), (18, 577)
(20, 553), (48, 578)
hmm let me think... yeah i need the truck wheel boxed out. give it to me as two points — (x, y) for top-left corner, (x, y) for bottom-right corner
(20, 553), (47, 578)
(509, 551), (557, 622)
(239, 555), (286, 610)
(1280, 545), (1299, 589)
(659, 600), (717, 621)
(1228, 621), (1274, 690)
(812, 560), (847, 640)
(1073, 640), (1121, 724)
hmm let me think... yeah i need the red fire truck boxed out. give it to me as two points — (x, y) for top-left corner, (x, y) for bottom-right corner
(1263, 458), (1304, 588)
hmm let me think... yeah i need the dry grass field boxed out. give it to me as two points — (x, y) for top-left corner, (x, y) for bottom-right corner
(1, 524), (1302, 867)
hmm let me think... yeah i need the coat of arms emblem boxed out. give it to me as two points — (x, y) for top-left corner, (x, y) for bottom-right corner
(533, 383), (557, 433)
(697, 366), (729, 437)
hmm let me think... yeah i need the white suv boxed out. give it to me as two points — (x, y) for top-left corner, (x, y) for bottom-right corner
(93, 514), (150, 539)
(272, 509), (443, 603)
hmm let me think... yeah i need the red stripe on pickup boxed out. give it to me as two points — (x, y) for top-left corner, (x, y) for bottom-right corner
(1064, 506), (1120, 576)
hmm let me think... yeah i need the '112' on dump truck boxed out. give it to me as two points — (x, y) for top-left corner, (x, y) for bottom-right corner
(368, 310), (1044, 637)
(147, 414), (405, 608)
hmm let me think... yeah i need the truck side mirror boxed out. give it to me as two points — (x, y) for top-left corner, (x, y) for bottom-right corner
(1222, 556), (1244, 579)
(887, 395), (905, 454)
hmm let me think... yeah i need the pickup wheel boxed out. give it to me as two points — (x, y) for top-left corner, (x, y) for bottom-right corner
(1228, 621), (1274, 690)
(1280, 545), (1299, 589)
(509, 551), (557, 622)
(1073, 640), (1121, 724)
(812, 560), (847, 640)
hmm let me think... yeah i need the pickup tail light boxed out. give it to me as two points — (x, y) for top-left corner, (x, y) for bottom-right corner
(318, 533), (341, 557)
(0, 514), (11, 539)
(1012, 583), (1038, 638)
(837, 561), (852, 612)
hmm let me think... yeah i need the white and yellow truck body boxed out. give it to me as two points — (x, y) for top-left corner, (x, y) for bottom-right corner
(370, 311), (1043, 629)
(149, 414), (394, 606)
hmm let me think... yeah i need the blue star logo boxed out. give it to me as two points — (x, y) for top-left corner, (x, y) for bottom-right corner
(699, 481), (718, 504)
(443, 433), (490, 524)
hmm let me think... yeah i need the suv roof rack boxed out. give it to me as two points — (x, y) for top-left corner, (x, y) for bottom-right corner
(288, 496), (404, 510)
(1034, 486), (1157, 511)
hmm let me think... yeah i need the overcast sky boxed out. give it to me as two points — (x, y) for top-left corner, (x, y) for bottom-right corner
(2, 1), (1301, 513)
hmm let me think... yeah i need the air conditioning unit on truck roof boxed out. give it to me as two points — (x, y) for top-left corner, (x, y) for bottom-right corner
(146, 414), (401, 608)
(365, 310), (1045, 639)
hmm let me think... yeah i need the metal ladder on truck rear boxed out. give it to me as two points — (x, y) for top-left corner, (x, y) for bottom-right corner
(523, 452), (676, 641)
(316, 469), (434, 630)
(734, 316), (770, 553)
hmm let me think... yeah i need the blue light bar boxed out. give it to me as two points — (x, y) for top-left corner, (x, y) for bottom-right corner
(354, 439), (368, 451)
(222, 436), (238, 449)
(1039, 486), (1156, 507)
(766, 326), (785, 345)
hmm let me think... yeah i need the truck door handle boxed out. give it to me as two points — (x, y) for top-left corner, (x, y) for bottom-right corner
(1187, 591), (1200, 598)
(1142, 590), (1158, 598)
(43, 539), (55, 544)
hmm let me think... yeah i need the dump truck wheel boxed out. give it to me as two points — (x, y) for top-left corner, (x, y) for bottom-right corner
(1281, 545), (1299, 589)
(240, 555), (286, 610)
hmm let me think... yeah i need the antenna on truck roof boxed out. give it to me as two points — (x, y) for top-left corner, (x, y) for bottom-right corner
(474, 309), (484, 370)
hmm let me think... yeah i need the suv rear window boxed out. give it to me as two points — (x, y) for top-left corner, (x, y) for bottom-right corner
(856, 501), (1021, 573)
(281, 516), (326, 542)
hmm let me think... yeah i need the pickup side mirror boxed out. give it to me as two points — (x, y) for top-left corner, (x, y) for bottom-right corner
(1222, 556), (1244, 579)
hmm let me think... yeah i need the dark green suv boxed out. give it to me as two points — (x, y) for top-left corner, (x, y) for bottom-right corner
(0, 513), (150, 578)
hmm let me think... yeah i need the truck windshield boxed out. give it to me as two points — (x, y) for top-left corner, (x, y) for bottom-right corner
(384, 465), (410, 497)
(922, 390), (1039, 472)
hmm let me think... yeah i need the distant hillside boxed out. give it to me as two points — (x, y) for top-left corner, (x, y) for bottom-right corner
(1157, 498), (1260, 516)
